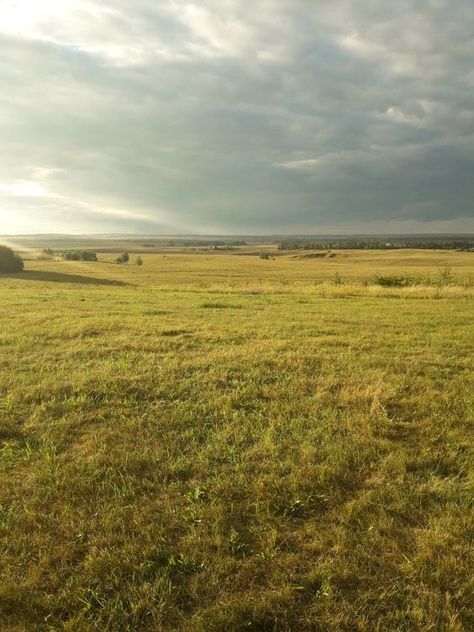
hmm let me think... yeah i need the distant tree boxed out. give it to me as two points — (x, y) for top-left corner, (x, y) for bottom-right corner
(136, 256), (143, 266)
(116, 252), (130, 264)
(79, 250), (98, 261)
(278, 238), (474, 251)
(37, 248), (55, 261)
(62, 250), (97, 261)
(0, 245), (24, 273)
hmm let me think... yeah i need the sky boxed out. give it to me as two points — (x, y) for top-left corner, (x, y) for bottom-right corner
(0, 0), (473, 235)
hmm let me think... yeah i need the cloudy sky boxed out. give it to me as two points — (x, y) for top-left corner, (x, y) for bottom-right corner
(0, 0), (473, 235)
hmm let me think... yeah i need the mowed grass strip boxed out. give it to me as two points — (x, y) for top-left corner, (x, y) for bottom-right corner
(0, 251), (473, 631)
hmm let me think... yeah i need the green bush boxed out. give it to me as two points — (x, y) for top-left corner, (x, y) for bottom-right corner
(375, 275), (413, 287)
(436, 265), (455, 287)
(62, 250), (97, 261)
(0, 245), (24, 273)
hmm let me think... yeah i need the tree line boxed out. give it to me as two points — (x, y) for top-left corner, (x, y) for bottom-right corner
(277, 238), (474, 251)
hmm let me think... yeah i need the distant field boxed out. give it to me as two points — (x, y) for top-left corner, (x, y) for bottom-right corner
(0, 250), (473, 631)
(14, 246), (474, 287)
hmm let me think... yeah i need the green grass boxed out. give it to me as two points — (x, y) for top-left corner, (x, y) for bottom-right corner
(0, 250), (473, 631)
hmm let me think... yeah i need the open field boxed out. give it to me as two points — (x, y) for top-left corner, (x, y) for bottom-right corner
(1, 249), (473, 631)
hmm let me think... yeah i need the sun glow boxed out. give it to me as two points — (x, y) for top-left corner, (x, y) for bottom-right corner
(0, 181), (45, 197)
(0, 0), (79, 36)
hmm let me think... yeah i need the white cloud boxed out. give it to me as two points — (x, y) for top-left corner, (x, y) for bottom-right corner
(0, 0), (79, 36)
(338, 33), (383, 59)
(0, 180), (46, 197)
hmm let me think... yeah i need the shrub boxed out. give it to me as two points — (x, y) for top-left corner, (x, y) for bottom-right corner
(80, 250), (98, 262)
(259, 252), (271, 260)
(117, 252), (130, 264)
(436, 265), (455, 287)
(0, 245), (24, 273)
(136, 256), (143, 266)
(375, 275), (413, 287)
(62, 250), (97, 261)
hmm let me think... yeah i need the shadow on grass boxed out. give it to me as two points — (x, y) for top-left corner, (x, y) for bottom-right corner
(0, 270), (127, 286)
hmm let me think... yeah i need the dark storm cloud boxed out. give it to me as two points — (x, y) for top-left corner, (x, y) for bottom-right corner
(0, 0), (473, 234)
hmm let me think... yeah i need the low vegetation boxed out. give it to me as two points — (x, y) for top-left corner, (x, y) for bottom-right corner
(375, 274), (414, 287)
(0, 247), (473, 631)
(62, 250), (98, 262)
(0, 245), (23, 272)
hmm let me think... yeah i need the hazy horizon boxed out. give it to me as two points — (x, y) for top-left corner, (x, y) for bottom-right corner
(3, 231), (474, 240)
(1, 1), (473, 235)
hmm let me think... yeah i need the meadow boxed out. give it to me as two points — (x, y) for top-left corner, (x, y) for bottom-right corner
(0, 248), (473, 631)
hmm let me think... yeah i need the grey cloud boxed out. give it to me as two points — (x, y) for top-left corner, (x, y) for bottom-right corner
(0, 0), (473, 234)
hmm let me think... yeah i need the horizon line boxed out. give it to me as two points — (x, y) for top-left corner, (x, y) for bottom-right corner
(2, 233), (474, 241)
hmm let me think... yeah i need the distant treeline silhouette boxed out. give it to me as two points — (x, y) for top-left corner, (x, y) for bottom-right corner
(278, 238), (474, 251)
(142, 240), (247, 247)
(62, 250), (98, 261)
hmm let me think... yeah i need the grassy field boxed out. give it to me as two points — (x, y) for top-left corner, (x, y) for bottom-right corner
(0, 249), (473, 631)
